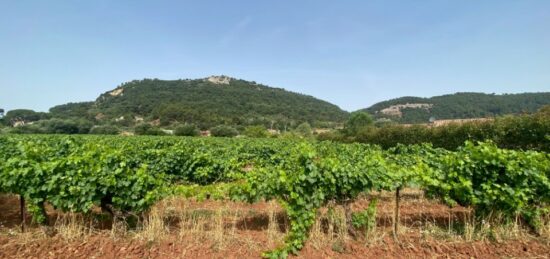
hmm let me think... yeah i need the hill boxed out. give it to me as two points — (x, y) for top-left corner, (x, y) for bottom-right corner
(362, 92), (550, 124)
(49, 76), (348, 129)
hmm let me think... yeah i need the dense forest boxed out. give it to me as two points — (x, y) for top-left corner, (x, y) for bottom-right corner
(363, 92), (550, 123)
(48, 76), (348, 129)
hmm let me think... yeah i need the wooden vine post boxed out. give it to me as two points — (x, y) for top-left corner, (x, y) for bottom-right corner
(20, 195), (26, 232)
(392, 186), (401, 241)
(343, 199), (358, 238)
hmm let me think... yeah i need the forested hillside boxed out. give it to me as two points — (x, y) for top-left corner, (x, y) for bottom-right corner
(362, 92), (550, 123)
(48, 76), (348, 129)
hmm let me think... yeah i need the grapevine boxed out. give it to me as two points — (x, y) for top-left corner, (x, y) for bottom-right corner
(0, 135), (548, 258)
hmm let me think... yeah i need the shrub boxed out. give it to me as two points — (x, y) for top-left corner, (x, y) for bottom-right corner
(174, 124), (200, 136)
(243, 125), (268, 138)
(344, 111), (374, 135)
(3, 109), (49, 125)
(337, 109), (550, 152)
(90, 125), (120, 135)
(8, 124), (45, 134)
(210, 125), (238, 137)
(134, 123), (165, 136)
(316, 130), (343, 142)
(37, 119), (92, 134)
(294, 122), (312, 138)
(40, 119), (80, 134)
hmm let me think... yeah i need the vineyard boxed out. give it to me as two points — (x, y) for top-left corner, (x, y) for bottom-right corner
(1, 135), (549, 258)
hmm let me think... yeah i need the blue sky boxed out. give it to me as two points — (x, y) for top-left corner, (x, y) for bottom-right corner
(1, 0), (549, 112)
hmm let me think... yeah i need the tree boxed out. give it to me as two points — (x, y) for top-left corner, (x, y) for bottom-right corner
(8, 124), (44, 134)
(295, 122), (312, 138)
(154, 104), (186, 126)
(38, 119), (92, 134)
(34, 119), (78, 134)
(134, 123), (153, 135)
(536, 105), (550, 118)
(243, 125), (268, 138)
(210, 125), (239, 137)
(0, 109), (5, 126)
(4, 109), (48, 125)
(49, 102), (94, 120)
(345, 111), (374, 135)
(174, 124), (200, 136)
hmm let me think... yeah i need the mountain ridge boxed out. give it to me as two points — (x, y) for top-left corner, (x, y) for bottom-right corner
(5, 78), (550, 129)
(49, 76), (349, 129)
(361, 92), (550, 124)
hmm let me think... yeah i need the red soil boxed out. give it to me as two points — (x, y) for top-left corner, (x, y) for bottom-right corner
(1, 192), (548, 259)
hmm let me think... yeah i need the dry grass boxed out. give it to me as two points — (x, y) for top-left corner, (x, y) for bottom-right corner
(108, 215), (129, 240)
(419, 210), (532, 244)
(266, 200), (283, 247)
(136, 205), (168, 242)
(542, 215), (550, 240)
(177, 204), (209, 242)
(0, 228), (48, 246)
(1, 191), (548, 254)
(54, 213), (93, 241)
(309, 204), (350, 252)
(211, 206), (226, 250)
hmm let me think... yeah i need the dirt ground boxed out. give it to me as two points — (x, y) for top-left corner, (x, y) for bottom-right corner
(1, 191), (549, 259)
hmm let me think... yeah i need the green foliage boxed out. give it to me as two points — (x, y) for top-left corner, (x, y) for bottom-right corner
(332, 109), (550, 152)
(7, 119), (92, 134)
(0, 136), (169, 222)
(172, 183), (240, 201)
(210, 125), (239, 137)
(316, 130), (343, 142)
(134, 123), (165, 136)
(154, 104), (188, 126)
(364, 92), (550, 123)
(39, 118), (92, 134)
(294, 122), (312, 138)
(230, 140), (549, 257)
(344, 111), (374, 135)
(4, 109), (49, 125)
(373, 118), (395, 127)
(174, 124), (200, 136)
(354, 125), (432, 148)
(89, 125), (120, 135)
(352, 198), (378, 234)
(8, 124), (45, 134)
(422, 141), (550, 231)
(231, 142), (389, 257)
(0, 134), (548, 258)
(243, 125), (269, 138)
(49, 102), (95, 120)
(89, 78), (348, 128)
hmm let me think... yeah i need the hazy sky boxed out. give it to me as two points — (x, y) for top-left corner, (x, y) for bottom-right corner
(1, 0), (549, 112)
